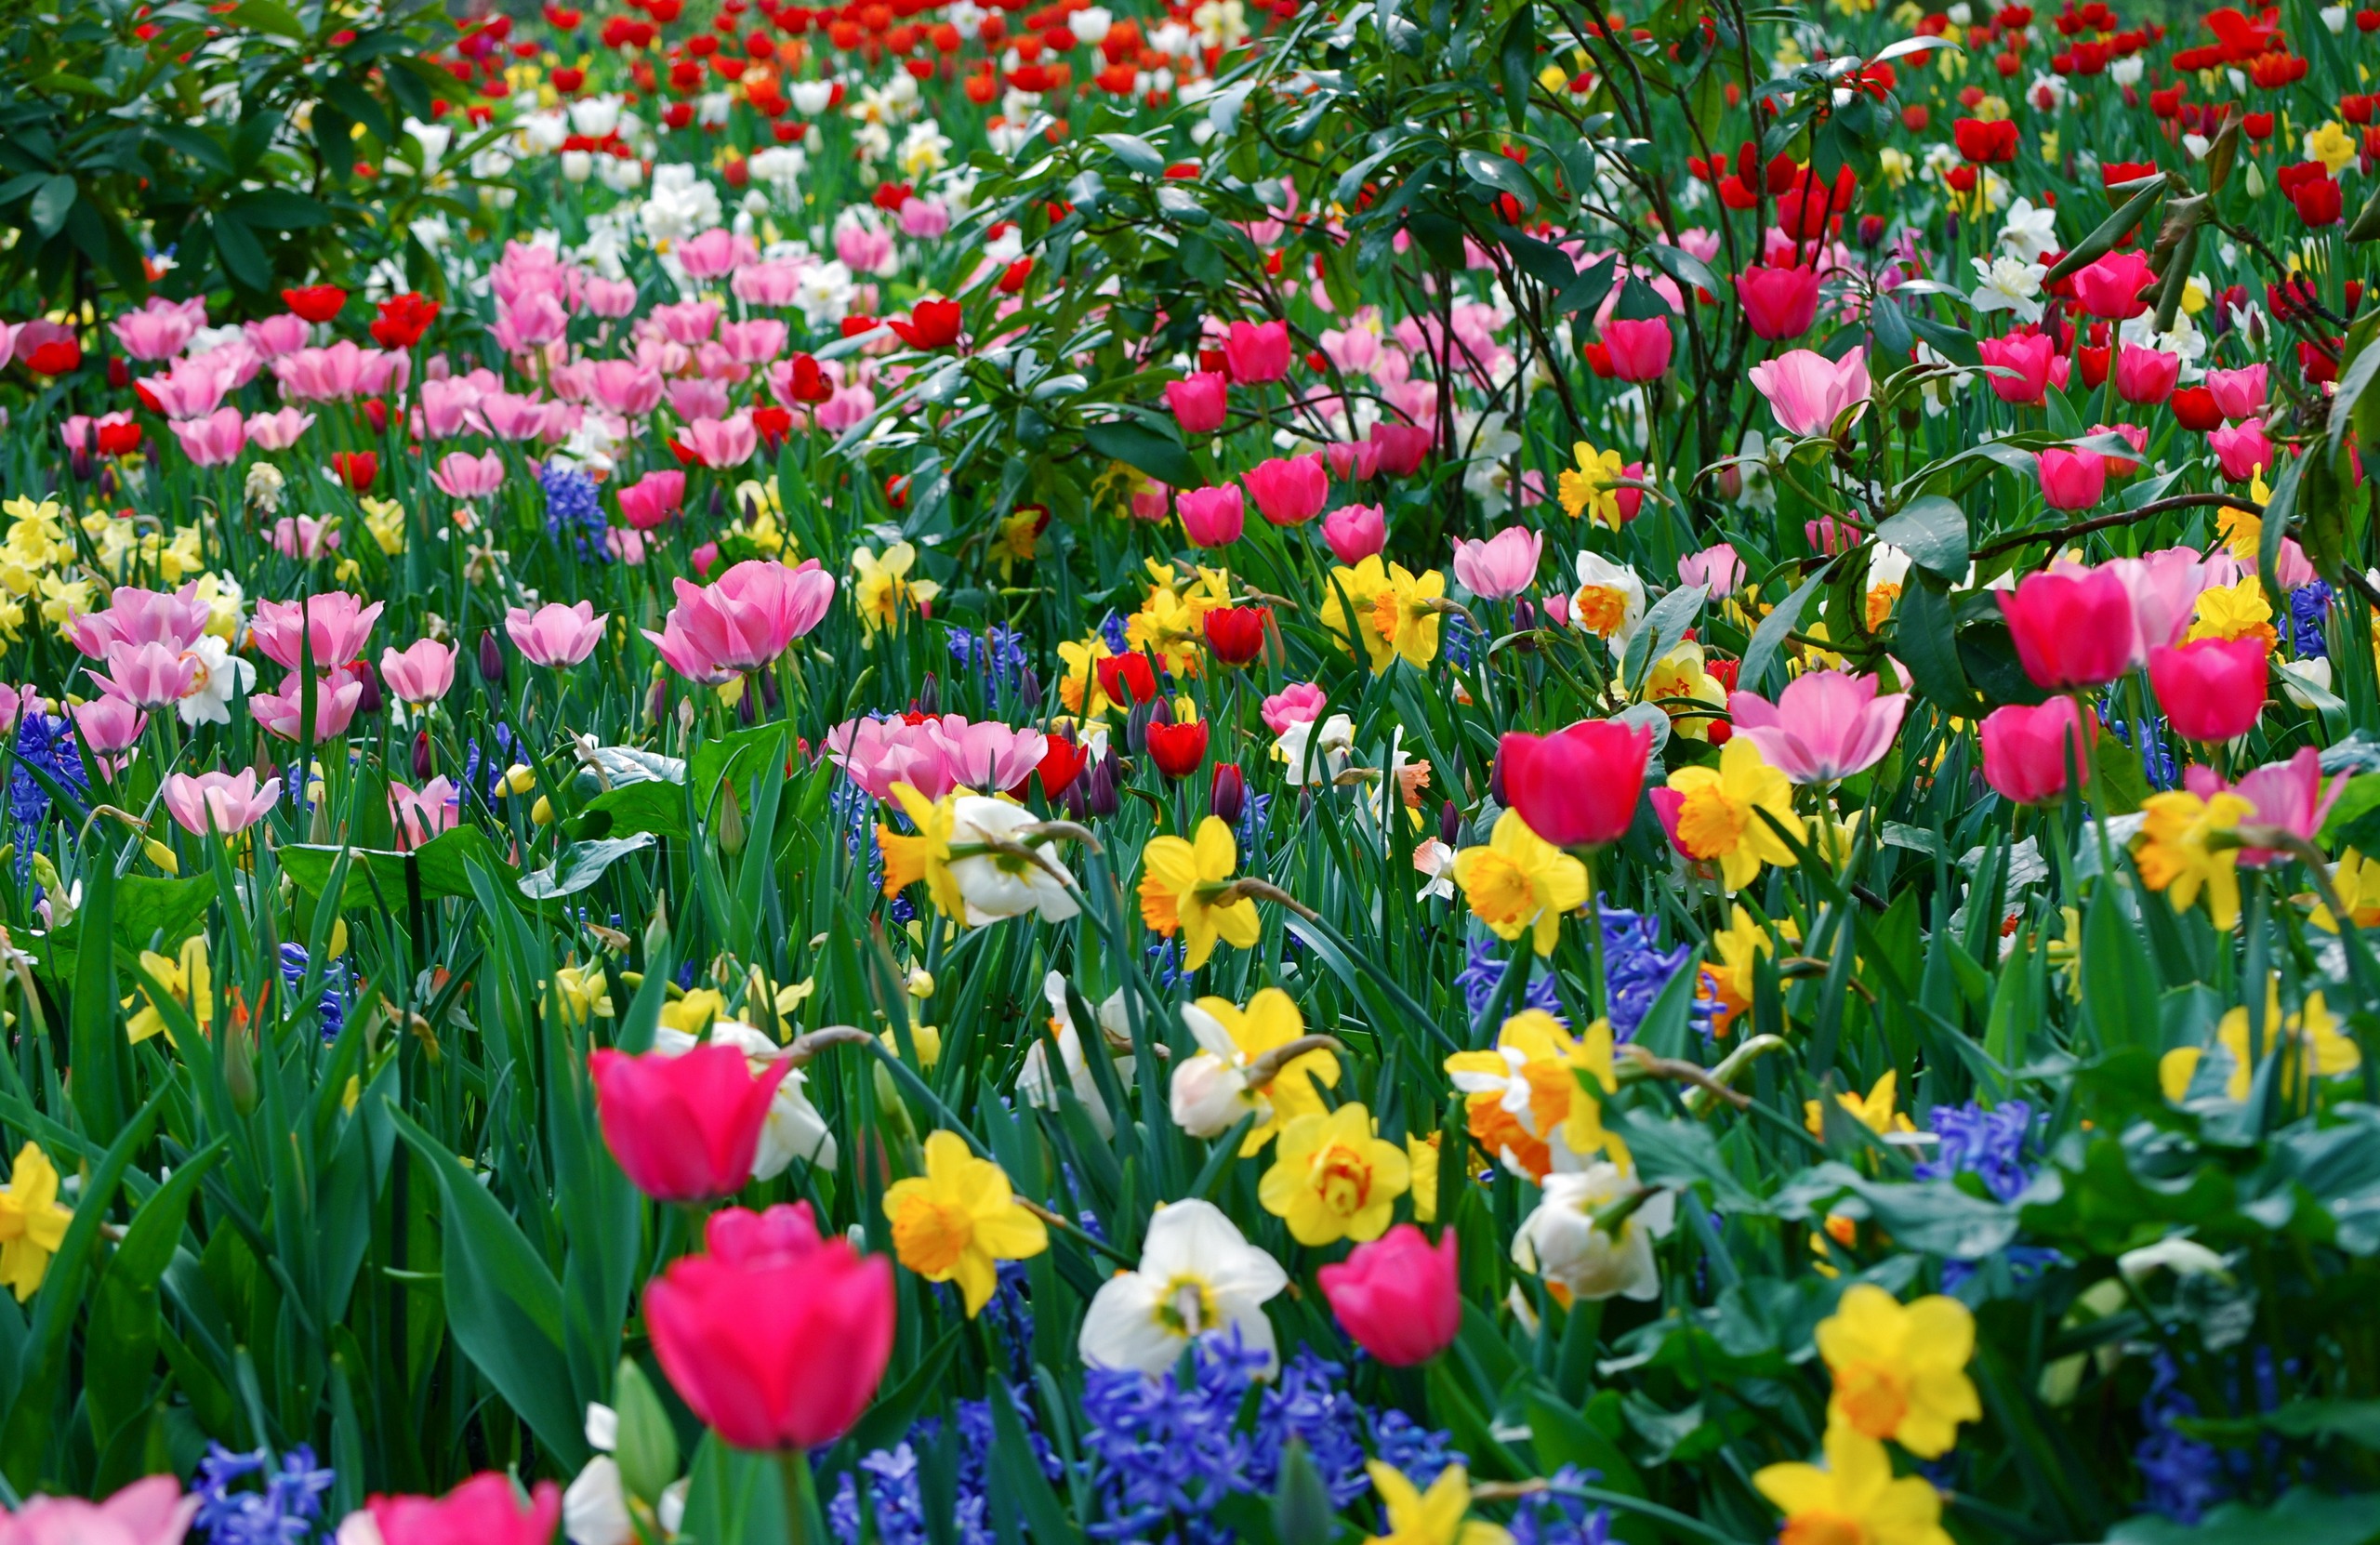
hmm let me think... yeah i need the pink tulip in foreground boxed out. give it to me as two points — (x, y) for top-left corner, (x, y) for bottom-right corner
(1746, 348), (1870, 438)
(1499, 719), (1652, 849)
(2109, 548), (2209, 652)
(1176, 485), (1245, 548)
(1164, 371), (1228, 433)
(1243, 452), (1329, 526)
(2209, 419), (2273, 483)
(346, 1472), (562, 1545)
(163, 770), (281, 839)
(1451, 526), (1542, 601)
(590, 1043), (791, 1202)
(67, 585), (211, 660)
(1979, 699), (2096, 805)
(1317, 1223), (1460, 1367)
(169, 407), (247, 467)
(2148, 637), (2268, 743)
(1998, 568), (2139, 690)
(1321, 503), (1386, 564)
(2205, 363), (2268, 423)
(644, 559), (836, 684)
(616, 469), (686, 530)
(505, 601), (607, 668)
(645, 1202), (895, 1451)
(1602, 316), (1674, 381)
(1726, 670), (1908, 785)
(1, 1474), (197, 1544)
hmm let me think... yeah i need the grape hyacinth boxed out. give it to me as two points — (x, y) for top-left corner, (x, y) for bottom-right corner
(192, 1440), (335, 1544)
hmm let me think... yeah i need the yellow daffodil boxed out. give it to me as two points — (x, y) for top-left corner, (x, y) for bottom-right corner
(1365, 564), (1447, 671)
(992, 508), (1040, 580)
(0, 1142), (73, 1302)
(125, 934), (212, 1047)
(1658, 737), (1803, 891)
(1407, 1132), (1441, 1222)
(361, 497), (407, 556)
(1056, 635), (1119, 717)
(552, 965), (615, 1024)
(2308, 119), (2358, 176)
(2160, 978), (2361, 1103)
(882, 1131), (1049, 1315)
(1127, 587), (1211, 678)
(1257, 1102), (1410, 1246)
(1362, 1461), (1514, 1545)
(2314, 849), (2380, 931)
(1754, 1420), (1953, 1545)
(2133, 788), (2252, 931)
(1805, 1070), (1917, 1140)
(1451, 810), (1589, 957)
(1175, 987), (1341, 1153)
(1816, 1285), (1981, 1458)
(2185, 577), (2277, 651)
(880, 782), (968, 919)
(1445, 1010), (1623, 1180)
(1137, 816), (1262, 971)
(1557, 442), (1629, 527)
(1699, 904), (1779, 1034)
(851, 541), (940, 638)
(660, 987), (727, 1036)
(1318, 556), (1395, 668)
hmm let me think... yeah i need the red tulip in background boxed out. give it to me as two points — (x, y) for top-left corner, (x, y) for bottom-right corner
(1146, 718), (1210, 780)
(889, 297), (962, 350)
(2149, 637), (2268, 743)
(1952, 116), (2020, 162)
(1095, 652), (1157, 706)
(1317, 1223), (1460, 1367)
(16, 321), (81, 376)
(1998, 567), (2139, 690)
(1203, 604), (1270, 666)
(332, 451), (379, 492)
(644, 1203), (896, 1451)
(361, 1472), (563, 1545)
(282, 284), (350, 324)
(1737, 263), (1820, 340)
(1499, 719), (1653, 848)
(589, 1043), (792, 1201)
(1980, 699), (2098, 805)
(370, 291), (441, 350)
(2172, 385), (2225, 433)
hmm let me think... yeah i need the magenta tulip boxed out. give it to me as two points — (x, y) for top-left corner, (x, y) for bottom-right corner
(1979, 699), (2096, 805)
(1317, 1224), (1460, 1367)
(590, 1044), (793, 1202)
(1499, 719), (1652, 848)
(358, 1472), (563, 1545)
(2148, 637), (2268, 742)
(2069, 250), (2156, 320)
(1176, 485), (1246, 548)
(2113, 345), (2180, 405)
(1737, 263), (1820, 339)
(1222, 319), (1291, 383)
(1998, 567), (2140, 689)
(1321, 503), (1386, 564)
(1242, 452), (1329, 525)
(1601, 317), (1674, 382)
(2036, 448), (2108, 511)
(1164, 371), (1229, 433)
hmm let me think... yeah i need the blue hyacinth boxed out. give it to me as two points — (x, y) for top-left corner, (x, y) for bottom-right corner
(192, 1440), (335, 1544)
(1455, 932), (1567, 1023)
(279, 943), (350, 1042)
(2135, 1351), (2227, 1524)
(10, 708), (86, 878)
(1915, 1100), (2034, 1202)
(2289, 580), (2333, 658)
(540, 463), (609, 561)
(1597, 904), (1705, 1042)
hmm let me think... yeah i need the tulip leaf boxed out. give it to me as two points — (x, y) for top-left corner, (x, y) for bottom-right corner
(986, 1382), (1082, 1544)
(1739, 567), (1823, 694)
(1498, 4), (1536, 129)
(2047, 178), (2164, 282)
(1874, 495), (1968, 580)
(2103, 1486), (2380, 1545)
(520, 834), (658, 900)
(1081, 416), (1200, 493)
(1894, 571), (1984, 719)
(2256, 449), (2308, 623)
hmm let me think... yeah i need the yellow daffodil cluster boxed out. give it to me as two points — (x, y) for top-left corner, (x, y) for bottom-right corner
(1444, 1010), (1622, 1181)
(1320, 555), (1445, 674)
(2161, 976), (2361, 1104)
(851, 540), (939, 639)
(2132, 786), (2252, 931)
(1258, 1101), (1409, 1246)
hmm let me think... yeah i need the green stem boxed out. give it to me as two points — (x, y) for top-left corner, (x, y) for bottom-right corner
(777, 1448), (813, 1545)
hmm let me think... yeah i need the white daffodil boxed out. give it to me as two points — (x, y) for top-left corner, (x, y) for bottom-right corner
(1274, 711), (1354, 787)
(1568, 550), (1646, 655)
(1968, 254), (2047, 324)
(1079, 1199), (1287, 1377)
(178, 634), (254, 727)
(1997, 197), (2059, 264)
(1019, 971), (1135, 1137)
(1512, 1159), (1675, 1303)
(945, 796), (1080, 924)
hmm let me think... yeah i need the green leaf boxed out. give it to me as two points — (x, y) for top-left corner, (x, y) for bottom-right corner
(1740, 568), (1823, 693)
(2104, 1486), (2380, 1545)
(230, 0), (310, 41)
(2047, 177), (2164, 282)
(280, 826), (524, 909)
(1094, 133), (1166, 177)
(1457, 149), (1537, 212)
(211, 211), (271, 291)
(2081, 880), (2160, 1052)
(28, 175), (74, 239)
(1498, 4), (1537, 131)
(1896, 571), (1984, 718)
(1273, 1440), (1336, 1545)
(1874, 495), (1969, 579)
(1081, 416), (1199, 491)
(227, 188), (328, 230)
(986, 1385), (1081, 1544)
(520, 835), (657, 900)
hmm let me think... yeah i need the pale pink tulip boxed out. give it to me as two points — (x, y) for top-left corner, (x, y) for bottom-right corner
(164, 770), (283, 838)
(91, 641), (199, 710)
(250, 593), (384, 671)
(252, 673), (364, 743)
(642, 560), (835, 683)
(506, 601), (607, 667)
(168, 408), (246, 467)
(1726, 669), (1908, 784)
(430, 450), (506, 499)
(1451, 527), (1542, 600)
(379, 640), (459, 706)
(244, 407), (315, 451)
(1747, 348), (1871, 437)
(681, 414), (759, 469)
(389, 777), (464, 850)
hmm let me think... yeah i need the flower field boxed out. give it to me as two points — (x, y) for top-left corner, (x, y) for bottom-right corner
(7, 0), (2380, 1538)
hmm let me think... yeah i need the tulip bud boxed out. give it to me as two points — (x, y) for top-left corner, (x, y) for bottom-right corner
(412, 729), (434, 782)
(478, 628), (506, 685)
(737, 684), (757, 724)
(1123, 697), (1157, 755)
(69, 445), (91, 482)
(350, 659), (383, 716)
(1210, 762), (1247, 823)
(1439, 799), (1461, 848)
(1084, 752), (1120, 816)
(1015, 665), (1041, 709)
(917, 672), (939, 716)
(648, 676), (670, 725)
(1488, 744), (1509, 808)
(759, 666), (782, 714)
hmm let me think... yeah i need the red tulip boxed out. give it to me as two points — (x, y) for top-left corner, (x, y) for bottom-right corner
(1499, 719), (1652, 849)
(363, 1472), (563, 1545)
(1037, 735), (1090, 799)
(1979, 699), (2097, 805)
(1997, 567), (2139, 690)
(370, 291), (441, 350)
(589, 1044), (792, 1202)
(1145, 718), (1210, 781)
(332, 451), (379, 492)
(281, 284), (350, 324)
(16, 321), (82, 377)
(1203, 604), (1270, 666)
(1095, 652), (1157, 706)
(645, 1203), (896, 1451)
(2293, 173), (2344, 229)
(1317, 1223), (1460, 1367)
(2172, 385), (2225, 432)
(2148, 637), (2268, 742)
(888, 297), (962, 350)
(1952, 116), (2020, 162)
(1737, 263), (1820, 340)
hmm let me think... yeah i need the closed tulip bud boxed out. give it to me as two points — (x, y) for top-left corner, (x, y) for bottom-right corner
(1124, 698), (1157, 755)
(649, 676), (670, 725)
(477, 629), (505, 686)
(1439, 799), (1461, 848)
(1084, 753), (1120, 816)
(760, 666), (782, 713)
(1488, 744), (1509, 808)
(916, 673), (939, 716)
(1317, 1224), (1461, 1367)
(348, 659), (383, 717)
(412, 729), (434, 782)
(1210, 762), (1247, 823)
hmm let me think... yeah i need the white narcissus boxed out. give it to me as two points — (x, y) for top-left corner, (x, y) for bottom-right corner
(1512, 1160), (1676, 1303)
(1078, 1200), (1287, 1378)
(944, 796), (1079, 924)
(1018, 971), (1135, 1139)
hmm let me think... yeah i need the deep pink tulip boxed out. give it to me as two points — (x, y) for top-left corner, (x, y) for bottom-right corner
(1323, 440), (1381, 482)
(251, 593), (383, 671)
(360, 1472), (563, 1545)
(1164, 372), (1228, 434)
(1451, 526), (1542, 601)
(1977, 333), (2056, 405)
(1998, 567), (2139, 689)
(379, 640), (459, 707)
(252, 673), (364, 743)
(430, 450), (505, 500)
(163, 770), (282, 838)
(1979, 699), (2096, 804)
(506, 601), (607, 668)
(2199, 747), (2341, 866)
(2205, 363), (2268, 423)
(617, 469), (687, 530)
(1176, 485), (1246, 548)
(1602, 317), (1674, 381)
(2209, 419), (2274, 483)
(1737, 263), (1820, 339)
(1726, 670), (1908, 785)
(168, 408), (246, 468)
(1500, 719), (1652, 847)
(2, 1474), (197, 1545)
(2036, 448), (2108, 511)
(2113, 345), (2180, 405)
(1369, 420), (1432, 477)
(1321, 503), (1385, 564)
(591, 1044), (792, 1201)
(644, 560), (836, 684)
(1242, 453), (1329, 525)
(2069, 250), (2156, 320)
(644, 1202), (895, 1451)
(2149, 637), (2268, 742)
(1222, 319), (1291, 383)
(1747, 348), (1871, 437)
(1317, 1223), (1460, 1367)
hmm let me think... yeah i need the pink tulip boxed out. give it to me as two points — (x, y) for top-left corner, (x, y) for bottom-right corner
(2199, 747), (2341, 866)
(267, 515), (340, 561)
(1500, 720), (1652, 847)
(2, 1474), (197, 1545)
(1602, 316), (1674, 382)
(1242, 453), (1329, 525)
(429, 450), (504, 501)
(1222, 319), (1291, 383)
(1998, 567), (2139, 689)
(91, 641), (199, 710)
(721, 318), (788, 367)
(1747, 348), (1871, 437)
(67, 585), (210, 658)
(2113, 344), (2180, 405)
(478, 391), (551, 442)
(1737, 263), (1820, 339)
(251, 594), (383, 671)
(644, 560), (837, 684)
(1678, 542), (1745, 597)
(1323, 440), (1381, 482)
(2205, 364), (2268, 423)
(824, 714), (1047, 802)
(243, 312), (311, 359)
(2209, 419), (2274, 483)
(2149, 636), (2268, 742)
(71, 696), (145, 770)
(1978, 332), (2056, 405)
(1176, 485), (1246, 548)
(356, 1472), (563, 1545)
(1370, 421), (1432, 478)
(591, 1044), (792, 1201)
(1979, 699), (2096, 804)
(243, 407), (314, 452)
(2091, 421), (2149, 475)
(379, 640), (458, 707)
(168, 408), (246, 468)
(1317, 1223), (1460, 1367)
(388, 777), (463, 850)
(1321, 503), (1386, 565)
(1164, 372), (1228, 434)
(653, 300), (722, 345)
(2108, 548), (2210, 650)
(679, 227), (755, 279)
(2036, 448), (2108, 511)
(111, 297), (204, 362)
(584, 276), (639, 318)
(668, 375), (733, 421)
(1451, 526), (1542, 601)
(163, 770), (282, 838)
(506, 601), (607, 667)
(252, 673), (364, 743)
(588, 359), (665, 416)
(1261, 682), (1328, 735)
(2069, 250), (2156, 320)
(1726, 670), (1909, 785)
(644, 1202), (895, 1451)
(682, 413), (759, 469)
